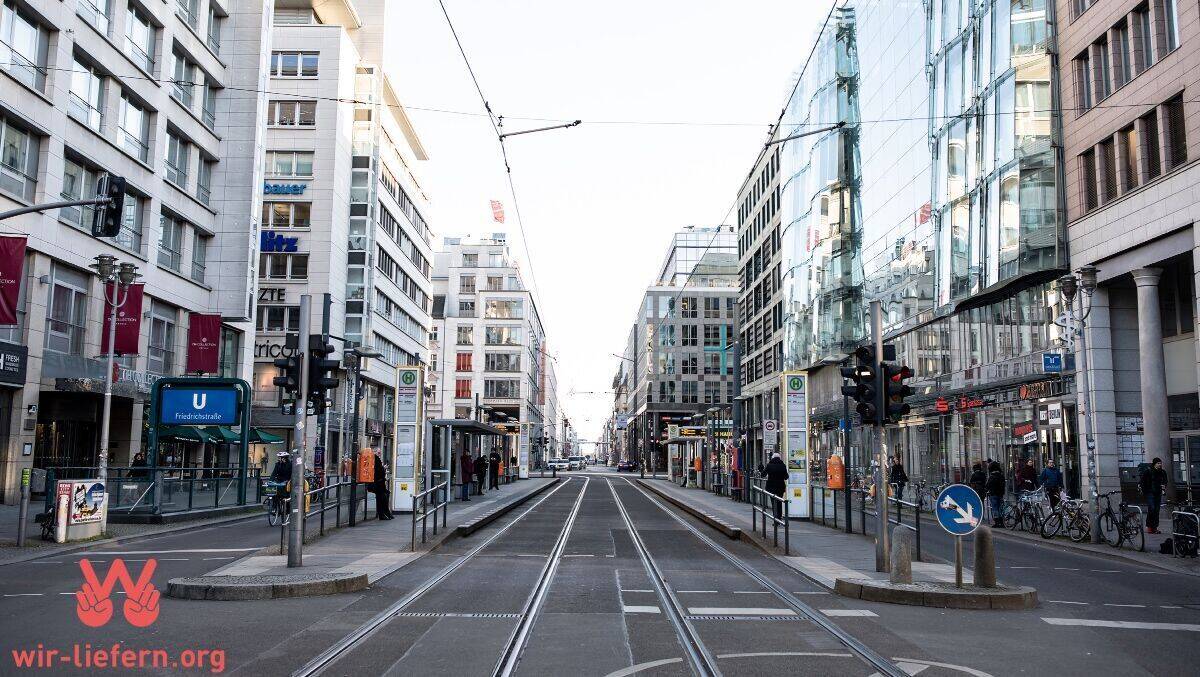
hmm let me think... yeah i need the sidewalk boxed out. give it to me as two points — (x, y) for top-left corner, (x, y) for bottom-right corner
(168, 477), (559, 599)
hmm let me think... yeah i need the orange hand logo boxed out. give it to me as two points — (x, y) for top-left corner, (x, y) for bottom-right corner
(76, 558), (159, 628)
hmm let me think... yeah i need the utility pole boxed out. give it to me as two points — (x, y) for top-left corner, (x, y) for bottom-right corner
(287, 295), (311, 568)
(871, 299), (889, 573)
(842, 360), (853, 534)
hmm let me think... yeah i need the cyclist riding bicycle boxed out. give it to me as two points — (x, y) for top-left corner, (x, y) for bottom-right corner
(269, 450), (292, 509)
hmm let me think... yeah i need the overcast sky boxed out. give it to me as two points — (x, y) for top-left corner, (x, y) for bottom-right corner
(390, 0), (827, 446)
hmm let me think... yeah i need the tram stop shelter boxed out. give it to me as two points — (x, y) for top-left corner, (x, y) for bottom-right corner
(428, 419), (508, 500)
(665, 426), (706, 488)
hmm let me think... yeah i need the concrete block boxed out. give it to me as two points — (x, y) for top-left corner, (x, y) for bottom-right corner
(832, 578), (863, 599)
(859, 584), (924, 606)
(990, 588), (1038, 610)
(973, 526), (997, 588)
(922, 589), (990, 610)
(890, 526), (913, 584)
(209, 584), (273, 601)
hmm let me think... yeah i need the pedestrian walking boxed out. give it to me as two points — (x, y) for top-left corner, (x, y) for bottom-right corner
(986, 461), (1006, 527)
(1017, 457), (1038, 493)
(888, 453), (908, 502)
(763, 452), (788, 520)
(1039, 458), (1064, 508)
(488, 449), (501, 490)
(128, 452), (149, 479)
(969, 462), (987, 501)
(459, 450), (473, 501)
(372, 450), (394, 520)
(1139, 457), (1168, 534)
(473, 454), (488, 495)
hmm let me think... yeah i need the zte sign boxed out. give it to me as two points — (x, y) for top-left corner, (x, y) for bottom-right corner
(159, 388), (238, 425)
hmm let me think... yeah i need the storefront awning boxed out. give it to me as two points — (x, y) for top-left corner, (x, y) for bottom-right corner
(203, 426), (242, 443)
(429, 419), (506, 436)
(249, 428), (285, 444)
(953, 268), (1067, 313)
(159, 425), (213, 443)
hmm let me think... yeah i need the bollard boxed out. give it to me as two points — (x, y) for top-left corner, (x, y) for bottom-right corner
(973, 525), (997, 588)
(889, 525), (913, 584)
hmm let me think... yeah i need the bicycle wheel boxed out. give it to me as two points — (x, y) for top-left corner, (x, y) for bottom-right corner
(1099, 512), (1119, 546)
(1067, 513), (1091, 542)
(1124, 514), (1144, 552)
(264, 497), (278, 527)
(1041, 512), (1062, 539)
(1003, 504), (1019, 529)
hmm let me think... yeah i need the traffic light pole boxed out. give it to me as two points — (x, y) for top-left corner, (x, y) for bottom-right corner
(871, 299), (889, 573)
(288, 295), (311, 568)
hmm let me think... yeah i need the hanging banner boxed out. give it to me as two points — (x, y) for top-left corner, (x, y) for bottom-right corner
(101, 283), (144, 355)
(781, 371), (810, 518)
(0, 236), (26, 325)
(186, 313), (222, 374)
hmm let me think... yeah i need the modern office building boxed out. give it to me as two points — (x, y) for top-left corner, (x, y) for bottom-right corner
(737, 1), (1074, 494)
(428, 234), (550, 477)
(0, 0), (270, 502)
(1057, 0), (1199, 498)
(249, 0), (434, 473)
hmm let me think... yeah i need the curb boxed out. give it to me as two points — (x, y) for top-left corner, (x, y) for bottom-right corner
(986, 525), (1198, 577)
(834, 577), (1038, 610)
(636, 479), (742, 540)
(166, 572), (368, 601)
(0, 512), (260, 567)
(456, 479), (562, 537)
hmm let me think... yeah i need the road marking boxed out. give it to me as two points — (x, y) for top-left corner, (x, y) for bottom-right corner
(687, 607), (795, 616)
(563, 554), (594, 557)
(676, 590), (718, 594)
(732, 590), (770, 594)
(621, 605), (660, 614)
(621, 589), (654, 593)
(3, 593), (43, 597)
(791, 591), (829, 595)
(1162, 606), (1183, 609)
(821, 609), (878, 617)
(1053, 567), (1079, 571)
(25, 561), (62, 565)
(1091, 570), (1120, 573)
(1045, 600), (1088, 605)
(78, 548), (259, 555)
(1043, 618), (1200, 632)
(602, 658), (683, 677)
(718, 652), (852, 659)
(1135, 571), (1162, 574)
(203, 557), (235, 560)
(1105, 604), (1145, 608)
(1008, 566), (1038, 569)
(158, 558), (189, 561)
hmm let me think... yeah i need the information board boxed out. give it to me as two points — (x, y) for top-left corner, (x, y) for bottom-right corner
(159, 388), (238, 425)
(392, 366), (423, 512)
(781, 371), (810, 518)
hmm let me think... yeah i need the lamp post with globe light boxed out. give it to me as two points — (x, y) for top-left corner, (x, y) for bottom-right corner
(1057, 266), (1099, 542)
(90, 254), (140, 487)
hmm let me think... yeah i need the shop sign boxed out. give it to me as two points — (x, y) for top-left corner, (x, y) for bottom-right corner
(263, 182), (306, 195)
(254, 338), (296, 359)
(1047, 403), (1063, 427)
(1042, 353), (1063, 373)
(1013, 421), (1037, 444)
(957, 395), (986, 411)
(935, 397), (950, 413)
(678, 426), (704, 437)
(258, 288), (288, 303)
(0, 341), (28, 386)
(1019, 380), (1060, 400)
(260, 231), (299, 253)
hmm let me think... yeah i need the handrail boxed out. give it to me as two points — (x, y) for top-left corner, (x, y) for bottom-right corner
(809, 481), (921, 561)
(412, 480), (450, 550)
(748, 479), (789, 555)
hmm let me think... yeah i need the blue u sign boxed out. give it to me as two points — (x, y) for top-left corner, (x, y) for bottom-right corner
(160, 388), (239, 425)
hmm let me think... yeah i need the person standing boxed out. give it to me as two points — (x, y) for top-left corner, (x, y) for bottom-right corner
(1016, 458), (1038, 493)
(372, 450), (393, 520)
(1039, 458), (1064, 508)
(459, 450), (473, 501)
(473, 453), (488, 495)
(969, 462), (987, 501)
(763, 452), (788, 520)
(888, 453), (908, 503)
(489, 449), (501, 490)
(986, 461), (1006, 527)
(1139, 457), (1169, 534)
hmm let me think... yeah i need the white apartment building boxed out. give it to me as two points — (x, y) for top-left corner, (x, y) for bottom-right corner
(0, 0), (269, 502)
(249, 0), (433, 473)
(429, 235), (549, 477)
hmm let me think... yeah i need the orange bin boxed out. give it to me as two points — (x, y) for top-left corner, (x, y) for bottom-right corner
(357, 448), (375, 483)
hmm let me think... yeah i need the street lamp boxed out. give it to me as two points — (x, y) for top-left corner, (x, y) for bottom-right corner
(1058, 266), (1099, 542)
(90, 255), (139, 490)
(344, 345), (381, 526)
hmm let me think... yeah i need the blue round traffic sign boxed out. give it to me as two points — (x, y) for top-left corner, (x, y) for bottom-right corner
(934, 484), (984, 536)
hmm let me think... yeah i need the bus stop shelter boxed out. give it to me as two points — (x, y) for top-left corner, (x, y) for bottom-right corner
(428, 419), (507, 500)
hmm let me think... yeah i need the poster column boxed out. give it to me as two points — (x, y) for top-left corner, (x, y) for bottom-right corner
(392, 366), (423, 513)
(781, 371), (810, 518)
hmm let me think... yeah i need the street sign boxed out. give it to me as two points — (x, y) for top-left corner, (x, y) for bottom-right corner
(1042, 352), (1063, 373)
(934, 484), (983, 536)
(763, 419), (778, 450)
(159, 388), (238, 425)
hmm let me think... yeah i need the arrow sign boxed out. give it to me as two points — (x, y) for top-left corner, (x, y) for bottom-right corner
(934, 484), (984, 537)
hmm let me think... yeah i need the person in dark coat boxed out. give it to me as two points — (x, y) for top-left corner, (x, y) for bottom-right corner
(986, 461), (1006, 527)
(1139, 457), (1169, 533)
(763, 453), (789, 519)
(489, 450), (501, 489)
(459, 451), (473, 501)
(128, 452), (149, 479)
(1039, 458), (1064, 508)
(371, 451), (393, 520)
(1016, 458), (1038, 493)
(473, 454), (488, 495)
(969, 463), (987, 501)
(888, 454), (909, 502)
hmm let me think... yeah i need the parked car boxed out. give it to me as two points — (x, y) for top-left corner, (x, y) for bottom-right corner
(568, 455), (586, 470)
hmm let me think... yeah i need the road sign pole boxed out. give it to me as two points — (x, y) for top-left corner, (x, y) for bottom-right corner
(871, 299), (888, 572)
(954, 536), (963, 588)
(287, 295), (311, 568)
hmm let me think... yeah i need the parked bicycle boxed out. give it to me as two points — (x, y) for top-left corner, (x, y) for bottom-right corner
(1040, 496), (1091, 542)
(913, 480), (946, 512)
(1169, 502), (1199, 558)
(1010, 488), (1046, 533)
(1097, 490), (1144, 552)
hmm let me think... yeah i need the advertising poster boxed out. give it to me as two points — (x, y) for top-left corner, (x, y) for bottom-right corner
(69, 481), (106, 525)
(781, 371), (810, 518)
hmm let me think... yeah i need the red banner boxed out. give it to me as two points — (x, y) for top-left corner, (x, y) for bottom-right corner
(186, 313), (222, 374)
(0, 236), (26, 325)
(101, 283), (144, 355)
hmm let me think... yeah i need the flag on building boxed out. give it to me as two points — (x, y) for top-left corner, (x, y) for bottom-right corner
(490, 200), (505, 223)
(0, 236), (26, 326)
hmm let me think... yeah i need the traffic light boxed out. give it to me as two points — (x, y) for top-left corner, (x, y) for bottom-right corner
(91, 174), (126, 238)
(307, 334), (340, 415)
(882, 362), (913, 424)
(840, 345), (879, 425)
(273, 353), (302, 401)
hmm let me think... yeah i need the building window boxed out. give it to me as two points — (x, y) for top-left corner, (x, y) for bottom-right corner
(176, 0), (198, 30)
(1159, 0), (1179, 54)
(658, 325), (675, 347)
(77, 0), (110, 35)
(69, 56), (104, 131)
(485, 353), (520, 372)
(1080, 149), (1097, 212)
(703, 325), (722, 347)
(1099, 138), (1117, 204)
(171, 48), (196, 109)
(265, 151), (313, 177)
(158, 214), (185, 270)
(455, 379), (471, 399)
(458, 300), (475, 317)
(197, 159), (213, 205)
(705, 353), (722, 375)
(485, 299), (523, 319)
(681, 297), (697, 318)
(486, 276), (502, 291)
(259, 253), (308, 280)
(0, 114), (37, 201)
(60, 158), (101, 229)
(658, 381), (676, 403)
(270, 51), (318, 77)
(1, 1), (49, 91)
(256, 305), (300, 332)
(191, 233), (208, 283)
(202, 86), (217, 128)
(118, 94), (150, 162)
(45, 264), (88, 355)
(267, 100), (316, 127)
(484, 379), (519, 399)
(206, 5), (222, 53)
(1112, 21), (1131, 89)
(148, 302), (177, 375)
(165, 131), (190, 188)
(462, 253), (478, 267)
(456, 352), (472, 371)
(1164, 95), (1187, 170)
(681, 381), (698, 404)
(1134, 4), (1153, 72)
(117, 192), (143, 252)
(459, 275), (476, 293)
(485, 326), (522, 345)
(457, 326), (473, 345)
(681, 356), (697, 375)
(680, 325), (697, 347)
(124, 5), (155, 71)
(704, 381), (720, 404)
(262, 202), (311, 229)
(1120, 125), (1139, 192)
(704, 297), (721, 318)
(1094, 39), (1111, 100)
(218, 326), (240, 378)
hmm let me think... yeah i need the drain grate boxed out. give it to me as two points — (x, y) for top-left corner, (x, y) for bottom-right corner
(685, 615), (807, 622)
(394, 612), (522, 619)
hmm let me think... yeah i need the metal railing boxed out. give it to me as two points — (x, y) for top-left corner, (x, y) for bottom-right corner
(278, 476), (367, 554)
(809, 482), (921, 560)
(411, 481), (449, 550)
(748, 478), (789, 555)
(44, 466), (262, 515)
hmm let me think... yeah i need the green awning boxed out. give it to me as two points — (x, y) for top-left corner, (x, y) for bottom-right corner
(159, 426), (213, 443)
(203, 426), (241, 443)
(249, 428), (285, 444)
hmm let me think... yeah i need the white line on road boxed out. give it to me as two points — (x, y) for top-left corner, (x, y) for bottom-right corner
(1105, 604), (1145, 608)
(25, 561), (62, 565)
(1135, 571), (1163, 574)
(621, 589), (654, 593)
(687, 607), (796, 616)
(1053, 567), (1079, 571)
(3, 593), (43, 597)
(203, 557), (235, 560)
(732, 590), (770, 594)
(78, 548), (260, 555)
(621, 605), (660, 614)
(1162, 606), (1183, 609)
(821, 609), (878, 617)
(157, 558), (189, 561)
(1091, 570), (1120, 573)
(1045, 600), (1089, 605)
(1043, 618), (1200, 632)
(1008, 566), (1038, 569)
(791, 591), (830, 595)
(562, 554), (594, 557)
(676, 590), (719, 594)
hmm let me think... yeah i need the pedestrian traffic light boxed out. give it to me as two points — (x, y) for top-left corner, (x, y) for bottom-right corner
(273, 353), (301, 400)
(840, 345), (879, 425)
(307, 333), (339, 415)
(882, 363), (913, 424)
(91, 174), (126, 238)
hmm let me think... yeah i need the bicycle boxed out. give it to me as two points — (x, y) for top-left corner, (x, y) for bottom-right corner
(1169, 502), (1199, 558)
(1097, 490), (1144, 552)
(1040, 496), (1090, 542)
(1011, 488), (1046, 533)
(262, 480), (290, 527)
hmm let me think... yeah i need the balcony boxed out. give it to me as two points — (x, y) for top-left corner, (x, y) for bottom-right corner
(274, 0), (361, 27)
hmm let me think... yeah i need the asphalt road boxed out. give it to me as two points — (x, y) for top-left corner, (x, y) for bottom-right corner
(1, 468), (1196, 676)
